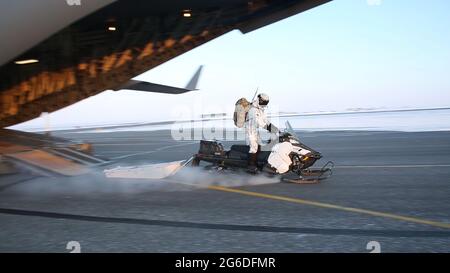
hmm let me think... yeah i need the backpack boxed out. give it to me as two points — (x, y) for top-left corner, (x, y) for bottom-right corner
(233, 98), (251, 128)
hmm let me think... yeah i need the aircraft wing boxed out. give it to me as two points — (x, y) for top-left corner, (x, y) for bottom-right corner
(0, 0), (333, 127)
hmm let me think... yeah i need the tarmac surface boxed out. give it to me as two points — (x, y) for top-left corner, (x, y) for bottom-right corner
(0, 129), (449, 252)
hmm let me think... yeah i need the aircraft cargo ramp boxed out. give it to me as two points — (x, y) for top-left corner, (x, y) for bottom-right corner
(0, 129), (108, 176)
(4, 150), (90, 176)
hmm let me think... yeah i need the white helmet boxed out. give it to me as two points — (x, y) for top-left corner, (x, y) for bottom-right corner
(257, 93), (269, 106)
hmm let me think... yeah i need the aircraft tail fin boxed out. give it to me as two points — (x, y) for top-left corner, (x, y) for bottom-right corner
(185, 65), (203, 91)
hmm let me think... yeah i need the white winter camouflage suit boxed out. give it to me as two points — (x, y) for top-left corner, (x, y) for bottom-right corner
(245, 99), (270, 154)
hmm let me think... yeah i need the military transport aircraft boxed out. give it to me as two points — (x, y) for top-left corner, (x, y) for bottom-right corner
(0, 0), (331, 176)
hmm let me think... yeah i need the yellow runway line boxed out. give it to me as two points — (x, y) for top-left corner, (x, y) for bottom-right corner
(335, 164), (450, 169)
(207, 185), (450, 229)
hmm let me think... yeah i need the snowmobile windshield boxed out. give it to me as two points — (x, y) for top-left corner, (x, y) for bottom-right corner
(284, 121), (319, 153)
(285, 121), (300, 142)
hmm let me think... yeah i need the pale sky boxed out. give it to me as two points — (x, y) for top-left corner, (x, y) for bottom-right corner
(12, 0), (450, 130)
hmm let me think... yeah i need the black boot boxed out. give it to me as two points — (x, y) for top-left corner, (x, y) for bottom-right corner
(247, 153), (258, 174)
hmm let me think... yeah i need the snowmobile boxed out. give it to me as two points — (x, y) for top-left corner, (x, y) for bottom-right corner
(191, 122), (334, 184)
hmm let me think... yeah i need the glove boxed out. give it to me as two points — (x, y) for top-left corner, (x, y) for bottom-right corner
(266, 123), (279, 134)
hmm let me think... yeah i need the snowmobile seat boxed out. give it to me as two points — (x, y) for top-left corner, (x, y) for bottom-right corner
(230, 145), (249, 154)
(227, 145), (249, 160)
(228, 145), (270, 162)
